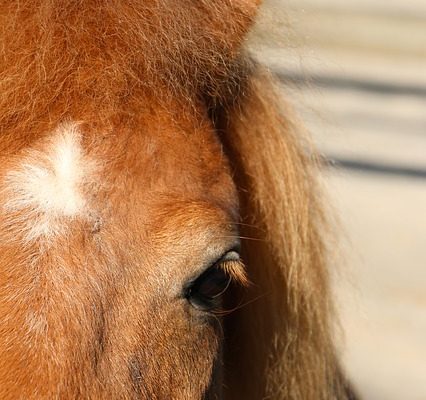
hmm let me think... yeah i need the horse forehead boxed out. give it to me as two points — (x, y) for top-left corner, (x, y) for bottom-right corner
(0, 122), (98, 244)
(105, 109), (238, 214)
(0, 115), (236, 244)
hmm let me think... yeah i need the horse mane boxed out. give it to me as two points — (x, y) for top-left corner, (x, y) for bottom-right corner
(0, 1), (351, 398)
(214, 65), (351, 399)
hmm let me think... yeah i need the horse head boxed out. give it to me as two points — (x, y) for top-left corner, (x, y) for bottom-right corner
(0, 1), (352, 399)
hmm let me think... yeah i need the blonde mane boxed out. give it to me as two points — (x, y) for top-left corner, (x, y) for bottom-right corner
(217, 66), (351, 398)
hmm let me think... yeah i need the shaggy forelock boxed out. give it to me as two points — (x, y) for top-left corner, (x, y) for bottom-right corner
(0, 0), (256, 141)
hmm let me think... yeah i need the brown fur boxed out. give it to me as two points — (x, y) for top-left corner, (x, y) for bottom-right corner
(0, 1), (352, 399)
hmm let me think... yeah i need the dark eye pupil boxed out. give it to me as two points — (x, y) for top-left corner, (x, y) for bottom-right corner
(186, 265), (232, 311)
(194, 267), (230, 299)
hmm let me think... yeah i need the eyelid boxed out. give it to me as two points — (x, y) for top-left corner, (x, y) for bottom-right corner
(214, 245), (249, 288)
(220, 249), (240, 263)
(198, 251), (249, 290)
(196, 243), (241, 281)
(183, 247), (245, 298)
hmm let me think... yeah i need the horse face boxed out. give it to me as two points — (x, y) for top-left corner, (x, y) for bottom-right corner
(0, 97), (242, 399)
(0, 0), (354, 398)
(90, 101), (244, 398)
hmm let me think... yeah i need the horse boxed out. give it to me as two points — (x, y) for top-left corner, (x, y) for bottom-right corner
(0, 1), (354, 399)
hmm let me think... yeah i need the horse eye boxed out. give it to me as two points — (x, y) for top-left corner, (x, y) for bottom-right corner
(185, 263), (233, 312)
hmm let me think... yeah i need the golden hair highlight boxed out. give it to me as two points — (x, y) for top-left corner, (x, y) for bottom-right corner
(215, 64), (351, 399)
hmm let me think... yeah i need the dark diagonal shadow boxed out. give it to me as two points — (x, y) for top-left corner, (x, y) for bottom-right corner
(326, 156), (426, 180)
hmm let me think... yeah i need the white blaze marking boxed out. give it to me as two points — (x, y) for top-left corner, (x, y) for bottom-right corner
(3, 122), (97, 243)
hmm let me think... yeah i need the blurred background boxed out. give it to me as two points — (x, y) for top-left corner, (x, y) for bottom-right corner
(250, 1), (426, 399)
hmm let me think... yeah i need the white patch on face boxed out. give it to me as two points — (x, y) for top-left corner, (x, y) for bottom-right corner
(3, 122), (98, 244)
